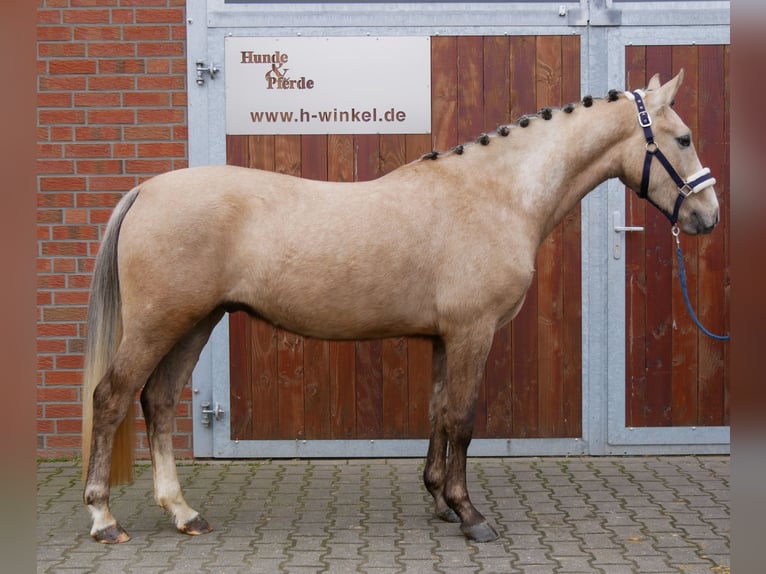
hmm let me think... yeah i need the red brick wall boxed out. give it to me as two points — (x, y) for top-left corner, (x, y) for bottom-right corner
(37, 0), (190, 459)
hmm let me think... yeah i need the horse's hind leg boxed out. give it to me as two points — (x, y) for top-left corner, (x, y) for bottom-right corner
(140, 309), (224, 536)
(85, 342), (171, 543)
(441, 325), (499, 542)
(423, 337), (459, 523)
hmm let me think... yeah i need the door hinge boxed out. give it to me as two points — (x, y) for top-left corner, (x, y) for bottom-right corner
(200, 401), (225, 427)
(195, 60), (219, 86)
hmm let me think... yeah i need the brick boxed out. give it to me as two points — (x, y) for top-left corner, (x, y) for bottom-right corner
(39, 42), (88, 58)
(88, 176), (137, 191)
(87, 109), (135, 124)
(38, 9), (62, 24)
(37, 26), (73, 42)
(126, 159), (173, 173)
(74, 126), (122, 141)
(40, 76), (87, 91)
(52, 225), (99, 240)
(138, 142), (185, 157)
(48, 59), (98, 75)
(88, 42), (137, 57)
(38, 92), (73, 108)
(111, 9), (136, 24)
(56, 419), (83, 434)
(41, 241), (89, 256)
(38, 323), (79, 338)
(65, 143), (112, 157)
(74, 92), (122, 107)
(137, 41), (185, 57)
(124, 91), (170, 107)
(69, 274), (96, 288)
(64, 9), (111, 24)
(123, 25), (170, 41)
(37, 339), (67, 354)
(46, 435), (83, 450)
(38, 387), (78, 402)
(38, 160), (75, 174)
(53, 258), (78, 272)
(76, 159), (124, 174)
(76, 192), (123, 207)
(137, 108), (184, 123)
(53, 291), (91, 306)
(56, 354), (85, 370)
(74, 26), (121, 41)
(39, 109), (86, 125)
(98, 58), (145, 74)
(38, 143), (64, 158)
(88, 75), (136, 90)
(50, 126), (75, 141)
(124, 125), (171, 140)
(71, 0), (119, 6)
(138, 74), (185, 90)
(113, 143), (136, 157)
(135, 8), (184, 23)
(39, 179), (82, 194)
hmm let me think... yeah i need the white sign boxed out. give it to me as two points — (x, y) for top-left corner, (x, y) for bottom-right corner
(224, 36), (431, 135)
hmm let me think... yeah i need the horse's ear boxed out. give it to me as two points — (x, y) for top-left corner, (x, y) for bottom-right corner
(647, 73), (662, 91)
(652, 69), (684, 108)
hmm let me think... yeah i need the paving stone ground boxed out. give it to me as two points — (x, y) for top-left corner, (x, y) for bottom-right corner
(37, 456), (729, 573)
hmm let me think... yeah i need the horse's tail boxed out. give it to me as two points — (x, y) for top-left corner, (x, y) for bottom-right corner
(82, 186), (141, 484)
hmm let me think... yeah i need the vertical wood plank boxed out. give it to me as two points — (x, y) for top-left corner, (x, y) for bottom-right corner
(405, 133), (435, 438)
(225, 134), (253, 440)
(535, 35), (565, 436)
(379, 134), (410, 438)
(509, 36), (539, 437)
(642, 46), (673, 426)
(670, 45), (700, 426)
(275, 135), (305, 438)
(696, 45), (728, 426)
(431, 36), (458, 150)
(301, 135), (332, 439)
(353, 134), (383, 438)
(248, 135), (279, 439)
(561, 34), (582, 437)
(482, 35), (513, 438)
(624, 47), (649, 427)
(327, 134), (357, 438)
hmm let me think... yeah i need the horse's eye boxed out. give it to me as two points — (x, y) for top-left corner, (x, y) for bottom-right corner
(676, 134), (692, 148)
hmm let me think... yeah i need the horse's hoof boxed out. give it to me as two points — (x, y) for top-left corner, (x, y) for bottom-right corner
(179, 514), (213, 536)
(92, 524), (131, 544)
(436, 508), (461, 523)
(461, 521), (500, 543)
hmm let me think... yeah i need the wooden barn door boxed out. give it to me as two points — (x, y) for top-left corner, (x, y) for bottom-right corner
(225, 35), (583, 450)
(602, 40), (730, 453)
(623, 45), (730, 429)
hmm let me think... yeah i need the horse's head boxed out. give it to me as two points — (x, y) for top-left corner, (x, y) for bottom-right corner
(620, 70), (720, 235)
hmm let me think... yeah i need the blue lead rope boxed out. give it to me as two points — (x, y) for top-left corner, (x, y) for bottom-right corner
(673, 228), (730, 341)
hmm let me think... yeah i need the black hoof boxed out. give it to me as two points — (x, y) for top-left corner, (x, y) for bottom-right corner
(461, 521), (500, 543)
(436, 508), (461, 523)
(92, 524), (131, 544)
(179, 514), (213, 536)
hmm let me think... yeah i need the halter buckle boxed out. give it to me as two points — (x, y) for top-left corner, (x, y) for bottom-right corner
(638, 110), (652, 128)
(679, 184), (693, 198)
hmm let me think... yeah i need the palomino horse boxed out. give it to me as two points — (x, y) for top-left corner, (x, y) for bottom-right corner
(82, 71), (719, 544)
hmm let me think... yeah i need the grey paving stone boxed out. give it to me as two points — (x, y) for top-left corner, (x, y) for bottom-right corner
(38, 456), (729, 574)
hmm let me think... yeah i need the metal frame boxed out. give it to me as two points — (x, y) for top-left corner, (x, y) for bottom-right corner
(187, 0), (730, 458)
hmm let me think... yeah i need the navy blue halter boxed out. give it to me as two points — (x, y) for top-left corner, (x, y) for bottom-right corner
(627, 90), (716, 226)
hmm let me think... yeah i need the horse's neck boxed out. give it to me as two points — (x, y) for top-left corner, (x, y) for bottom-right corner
(481, 99), (631, 240)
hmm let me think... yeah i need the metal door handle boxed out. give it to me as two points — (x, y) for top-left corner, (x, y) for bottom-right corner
(612, 211), (644, 259)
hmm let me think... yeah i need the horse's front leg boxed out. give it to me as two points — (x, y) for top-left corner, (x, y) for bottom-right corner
(423, 338), (459, 523)
(442, 326), (499, 543)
